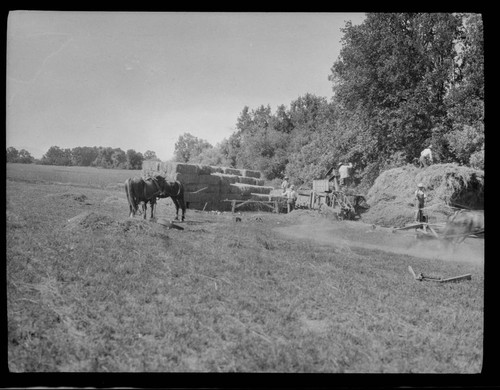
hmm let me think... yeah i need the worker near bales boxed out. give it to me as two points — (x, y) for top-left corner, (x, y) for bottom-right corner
(283, 184), (298, 213)
(415, 183), (427, 222)
(419, 145), (433, 167)
(338, 162), (353, 187)
(281, 176), (290, 192)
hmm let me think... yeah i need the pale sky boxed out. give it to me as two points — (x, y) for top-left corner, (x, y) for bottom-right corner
(6, 11), (366, 160)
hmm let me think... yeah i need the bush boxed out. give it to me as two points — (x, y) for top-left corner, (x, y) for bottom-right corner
(444, 124), (484, 165)
(469, 147), (484, 170)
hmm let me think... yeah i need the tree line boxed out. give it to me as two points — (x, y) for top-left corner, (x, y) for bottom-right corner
(173, 13), (484, 192)
(6, 145), (159, 170)
(8, 14), (483, 191)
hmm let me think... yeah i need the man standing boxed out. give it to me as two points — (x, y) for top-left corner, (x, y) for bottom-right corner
(415, 183), (426, 222)
(338, 162), (353, 187)
(283, 184), (298, 213)
(419, 145), (433, 168)
(281, 176), (290, 192)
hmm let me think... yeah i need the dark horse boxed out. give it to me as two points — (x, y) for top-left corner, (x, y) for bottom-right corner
(443, 209), (484, 244)
(157, 180), (186, 221)
(124, 175), (186, 221)
(125, 175), (165, 220)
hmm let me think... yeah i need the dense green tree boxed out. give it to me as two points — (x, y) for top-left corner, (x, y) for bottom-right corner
(174, 133), (213, 163)
(71, 146), (99, 166)
(218, 133), (241, 168)
(126, 149), (144, 170)
(92, 147), (114, 168)
(6, 147), (34, 163)
(233, 104), (291, 180)
(111, 148), (127, 169)
(143, 150), (160, 161)
(41, 146), (72, 166)
(6, 147), (19, 162)
(189, 145), (228, 166)
(328, 13), (482, 188)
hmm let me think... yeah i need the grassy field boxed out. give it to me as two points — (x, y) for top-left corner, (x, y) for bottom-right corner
(6, 163), (484, 376)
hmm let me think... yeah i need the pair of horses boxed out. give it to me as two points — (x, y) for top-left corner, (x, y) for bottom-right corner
(124, 175), (186, 221)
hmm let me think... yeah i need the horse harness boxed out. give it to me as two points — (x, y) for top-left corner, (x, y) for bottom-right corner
(143, 177), (181, 201)
(144, 177), (163, 202)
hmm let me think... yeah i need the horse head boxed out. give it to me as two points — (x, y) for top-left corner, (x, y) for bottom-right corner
(153, 175), (170, 198)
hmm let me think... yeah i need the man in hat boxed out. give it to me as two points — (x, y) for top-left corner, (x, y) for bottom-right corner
(338, 162), (353, 187)
(415, 182), (427, 222)
(283, 184), (298, 213)
(419, 145), (433, 168)
(281, 176), (290, 192)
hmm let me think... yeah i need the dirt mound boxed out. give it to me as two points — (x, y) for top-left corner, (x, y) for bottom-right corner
(362, 163), (484, 227)
(103, 195), (125, 204)
(65, 211), (115, 230)
(117, 218), (154, 233)
(46, 192), (89, 203)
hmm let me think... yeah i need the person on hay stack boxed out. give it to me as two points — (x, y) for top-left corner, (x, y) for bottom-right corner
(338, 162), (353, 188)
(419, 145), (433, 168)
(283, 184), (298, 213)
(415, 182), (427, 223)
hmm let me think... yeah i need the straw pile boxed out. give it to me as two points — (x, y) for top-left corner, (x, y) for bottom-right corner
(362, 163), (484, 227)
(142, 160), (272, 211)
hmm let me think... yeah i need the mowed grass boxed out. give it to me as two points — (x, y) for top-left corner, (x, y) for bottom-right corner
(6, 164), (484, 373)
(6, 162), (142, 189)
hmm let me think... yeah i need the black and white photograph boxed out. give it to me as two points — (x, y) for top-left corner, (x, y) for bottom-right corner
(6, 10), (485, 381)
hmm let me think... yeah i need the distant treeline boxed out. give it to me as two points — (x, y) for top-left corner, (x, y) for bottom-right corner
(6, 146), (160, 170)
(172, 13), (484, 192)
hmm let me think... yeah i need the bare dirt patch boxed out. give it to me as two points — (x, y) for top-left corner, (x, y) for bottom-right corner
(275, 217), (484, 265)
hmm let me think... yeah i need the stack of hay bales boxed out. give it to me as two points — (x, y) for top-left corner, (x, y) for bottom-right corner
(142, 161), (274, 211)
(362, 163), (484, 227)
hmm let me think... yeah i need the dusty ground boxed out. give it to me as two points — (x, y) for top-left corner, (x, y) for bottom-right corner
(274, 213), (484, 266)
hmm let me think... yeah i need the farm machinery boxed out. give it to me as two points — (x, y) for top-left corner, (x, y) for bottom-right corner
(303, 178), (368, 220)
(391, 212), (484, 244)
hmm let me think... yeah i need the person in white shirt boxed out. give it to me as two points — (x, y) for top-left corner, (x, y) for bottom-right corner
(338, 162), (353, 187)
(419, 145), (433, 167)
(415, 183), (427, 222)
(283, 185), (298, 213)
(281, 176), (290, 192)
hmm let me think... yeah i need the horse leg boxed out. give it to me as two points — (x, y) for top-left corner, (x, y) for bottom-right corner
(172, 198), (180, 221)
(142, 202), (147, 220)
(179, 198), (186, 221)
(150, 199), (156, 220)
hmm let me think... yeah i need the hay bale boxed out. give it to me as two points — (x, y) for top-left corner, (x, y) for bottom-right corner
(159, 162), (199, 176)
(213, 173), (240, 185)
(184, 183), (220, 194)
(210, 166), (224, 174)
(237, 176), (260, 185)
(173, 173), (221, 185)
(223, 167), (243, 176)
(363, 163), (484, 226)
(185, 192), (221, 203)
(196, 164), (213, 175)
(241, 169), (261, 179)
(230, 183), (273, 196)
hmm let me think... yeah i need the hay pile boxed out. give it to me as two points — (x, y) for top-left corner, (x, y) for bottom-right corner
(362, 163), (484, 227)
(142, 161), (273, 211)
